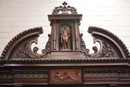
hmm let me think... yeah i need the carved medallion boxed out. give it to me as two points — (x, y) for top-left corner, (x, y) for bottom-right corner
(50, 69), (82, 83)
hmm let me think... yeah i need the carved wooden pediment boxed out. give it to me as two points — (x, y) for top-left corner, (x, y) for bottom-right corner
(0, 2), (130, 87)
(0, 26), (129, 61)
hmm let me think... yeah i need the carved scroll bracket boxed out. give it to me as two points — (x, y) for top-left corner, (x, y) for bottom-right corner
(1, 27), (51, 60)
(80, 27), (129, 59)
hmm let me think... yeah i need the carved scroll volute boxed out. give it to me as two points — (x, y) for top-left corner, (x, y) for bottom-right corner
(88, 27), (129, 59)
(90, 37), (119, 58)
(1, 27), (49, 60)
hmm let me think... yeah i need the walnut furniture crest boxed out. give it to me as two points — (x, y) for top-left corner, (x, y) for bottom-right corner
(0, 2), (130, 87)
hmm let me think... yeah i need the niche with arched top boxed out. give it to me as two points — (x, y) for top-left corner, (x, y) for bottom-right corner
(59, 24), (72, 50)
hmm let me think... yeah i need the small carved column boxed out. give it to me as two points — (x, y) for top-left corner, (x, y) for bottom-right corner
(51, 20), (57, 50)
(72, 24), (76, 50)
(75, 20), (81, 50)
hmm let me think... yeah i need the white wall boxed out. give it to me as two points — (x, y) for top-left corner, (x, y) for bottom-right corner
(0, 0), (130, 54)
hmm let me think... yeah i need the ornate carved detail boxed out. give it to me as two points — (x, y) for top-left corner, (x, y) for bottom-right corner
(14, 43), (39, 58)
(0, 58), (128, 64)
(52, 2), (77, 15)
(13, 41), (32, 58)
(97, 42), (116, 57)
(90, 41), (118, 58)
(88, 26), (129, 59)
(45, 34), (52, 51)
(80, 34), (87, 51)
(50, 69), (82, 83)
(0, 72), (13, 80)
(81, 39), (118, 58)
(84, 69), (118, 82)
(0, 2), (130, 86)
(84, 73), (118, 78)
(14, 71), (48, 80)
(1, 3), (128, 60)
(0, 70), (48, 81)
(0, 27), (51, 60)
(80, 34), (90, 56)
(84, 69), (130, 84)
(1, 27), (43, 60)
(12, 38), (48, 59)
(80, 26), (129, 58)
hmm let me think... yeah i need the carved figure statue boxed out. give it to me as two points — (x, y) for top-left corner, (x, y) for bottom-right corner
(61, 27), (69, 49)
